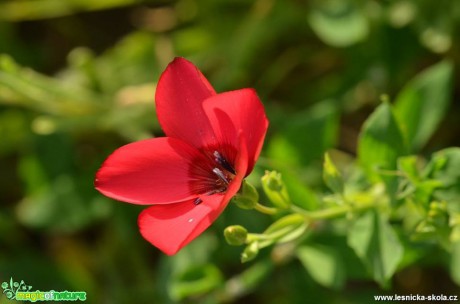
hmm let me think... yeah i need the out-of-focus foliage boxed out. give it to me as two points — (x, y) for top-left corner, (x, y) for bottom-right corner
(1, 0), (459, 303)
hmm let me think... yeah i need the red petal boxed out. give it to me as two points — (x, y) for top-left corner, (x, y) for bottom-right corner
(138, 195), (224, 255)
(95, 137), (211, 205)
(156, 57), (217, 149)
(138, 133), (248, 255)
(203, 88), (268, 174)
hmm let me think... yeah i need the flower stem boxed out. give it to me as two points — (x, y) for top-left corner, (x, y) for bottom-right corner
(254, 203), (279, 215)
(296, 198), (376, 221)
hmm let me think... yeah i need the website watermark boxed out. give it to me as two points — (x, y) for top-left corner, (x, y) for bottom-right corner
(374, 294), (458, 302)
(1, 278), (86, 302)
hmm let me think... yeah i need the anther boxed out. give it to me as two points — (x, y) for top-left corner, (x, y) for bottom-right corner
(213, 151), (236, 175)
(212, 168), (229, 185)
(193, 197), (203, 205)
(204, 189), (225, 196)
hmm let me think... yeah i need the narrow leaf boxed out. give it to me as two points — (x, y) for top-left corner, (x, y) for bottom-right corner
(429, 148), (460, 207)
(323, 152), (344, 194)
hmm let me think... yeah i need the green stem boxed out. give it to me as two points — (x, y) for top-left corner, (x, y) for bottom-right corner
(292, 198), (376, 221)
(254, 203), (279, 215)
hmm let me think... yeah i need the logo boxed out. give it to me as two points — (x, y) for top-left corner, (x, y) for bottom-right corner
(1, 278), (86, 302)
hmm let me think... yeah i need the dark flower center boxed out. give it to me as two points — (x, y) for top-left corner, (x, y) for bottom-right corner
(189, 148), (237, 203)
(207, 150), (236, 194)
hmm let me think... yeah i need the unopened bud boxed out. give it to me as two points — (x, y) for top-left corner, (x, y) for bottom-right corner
(261, 171), (290, 209)
(224, 225), (248, 246)
(263, 171), (283, 191)
(241, 242), (259, 263)
(232, 180), (259, 210)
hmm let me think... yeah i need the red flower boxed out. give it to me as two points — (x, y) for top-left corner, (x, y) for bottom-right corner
(95, 58), (268, 255)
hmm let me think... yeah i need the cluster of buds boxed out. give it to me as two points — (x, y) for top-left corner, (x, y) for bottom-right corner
(225, 171), (309, 262)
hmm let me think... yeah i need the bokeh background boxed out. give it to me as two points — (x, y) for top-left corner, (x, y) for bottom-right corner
(1, 0), (459, 303)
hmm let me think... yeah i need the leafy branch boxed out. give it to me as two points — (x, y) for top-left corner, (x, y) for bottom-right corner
(225, 60), (460, 288)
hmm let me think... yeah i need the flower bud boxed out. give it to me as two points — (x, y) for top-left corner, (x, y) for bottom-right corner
(241, 242), (259, 263)
(224, 225), (248, 246)
(231, 180), (259, 210)
(263, 170), (283, 191)
(261, 171), (290, 209)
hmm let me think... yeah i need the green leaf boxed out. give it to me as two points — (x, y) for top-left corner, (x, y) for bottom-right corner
(397, 156), (419, 183)
(397, 156), (443, 206)
(394, 61), (453, 152)
(297, 245), (345, 289)
(413, 180), (444, 207)
(323, 152), (344, 194)
(358, 102), (407, 178)
(347, 211), (403, 285)
(429, 148), (460, 211)
(308, 0), (368, 47)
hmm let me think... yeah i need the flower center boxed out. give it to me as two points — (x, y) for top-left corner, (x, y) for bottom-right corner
(207, 151), (236, 194)
(189, 149), (236, 204)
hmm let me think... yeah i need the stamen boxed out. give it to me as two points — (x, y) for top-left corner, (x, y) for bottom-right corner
(213, 151), (236, 175)
(212, 167), (229, 185)
(204, 189), (226, 196)
(189, 149), (237, 197)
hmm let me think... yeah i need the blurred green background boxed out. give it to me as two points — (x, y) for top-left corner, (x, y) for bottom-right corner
(1, 0), (459, 303)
